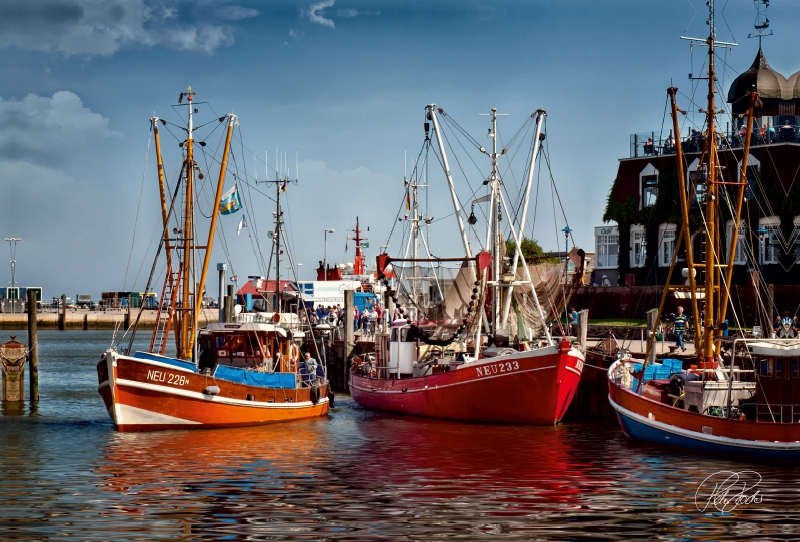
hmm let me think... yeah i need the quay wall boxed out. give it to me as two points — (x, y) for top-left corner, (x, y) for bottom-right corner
(0, 310), (220, 330)
(571, 284), (800, 323)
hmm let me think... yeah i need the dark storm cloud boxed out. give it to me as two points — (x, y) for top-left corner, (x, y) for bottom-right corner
(0, 0), (246, 56)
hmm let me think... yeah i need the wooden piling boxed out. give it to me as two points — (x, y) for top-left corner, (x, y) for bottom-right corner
(0, 336), (26, 405)
(646, 308), (658, 365)
(577, 309), (589, 350)
(343, 290), (355, 391)
(59, 294), (66, 330)
(123, 295), (131, 329)
(225, 285), (234, 323)
(27, 289), (38, 403)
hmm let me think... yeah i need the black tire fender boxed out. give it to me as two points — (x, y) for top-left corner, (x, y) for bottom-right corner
(310, 385), (320, 405)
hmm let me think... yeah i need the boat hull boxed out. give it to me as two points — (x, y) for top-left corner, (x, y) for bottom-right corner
(97, 350), (328, 432)
(349, 345), (583, 425)
(608, 363), (800, 462)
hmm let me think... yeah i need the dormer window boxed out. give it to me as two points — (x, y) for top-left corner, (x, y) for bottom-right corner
(638, 164), (659, 210)
(642, 176), (657, 208)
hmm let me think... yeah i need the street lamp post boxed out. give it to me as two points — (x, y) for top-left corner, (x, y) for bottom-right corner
(324, 229), (335, 281)
(5, 238), (21, 314)
(561, 227), (572, 324)
(561, 227), (572, 276)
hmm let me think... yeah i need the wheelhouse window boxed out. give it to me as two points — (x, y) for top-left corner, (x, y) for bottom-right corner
(630, 226), (646, 268)
(659, 225), (677, 267)
(642, 176), (657, 208)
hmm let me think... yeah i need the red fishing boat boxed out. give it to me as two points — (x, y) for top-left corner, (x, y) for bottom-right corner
(97, 88), (329, 431)
(350, 106), (585, 424)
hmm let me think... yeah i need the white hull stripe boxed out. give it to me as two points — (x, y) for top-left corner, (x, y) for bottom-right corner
(565, 366), (582, 377)
(118, 355), (197, 374)
(350, 364), (558, 395)
(116, 378), (327, 410)
(609, 394), (800, 451)
(116, 404), (202, 426)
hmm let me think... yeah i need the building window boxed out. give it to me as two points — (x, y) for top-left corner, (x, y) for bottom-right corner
(642, 176), (657, 208)
(726, 220), (747, 265)
(659, 225), (677, 267)
(738, 155), (760, 202)
(686, 158), (706, 205)
(759, 217), (780, 265)
(639, 164), (659, 210)
(630, 226), (646, 268)
(596, 234), (619, 268)
(793, 217), (800, 264)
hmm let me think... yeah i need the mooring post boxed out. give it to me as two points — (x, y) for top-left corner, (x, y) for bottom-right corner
(217, 263), (227, 323)
(27, 289), (38, 403)
(225, 285), (234, 323)
(344, 289), (355, 389)
(59, 294), (66, 330)
(0, 336), (26, 406)
(646, 308), (658, 365)
(124, 295), (131, 329)
(383, 289), (393, 333)
(577, 309), (589, 350)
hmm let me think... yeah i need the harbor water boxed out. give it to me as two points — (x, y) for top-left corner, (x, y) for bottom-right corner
(2, 331), (799, 540)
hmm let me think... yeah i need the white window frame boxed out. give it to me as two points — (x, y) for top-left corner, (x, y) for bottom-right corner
(594, 225), (619, 269)
(630, 224), (646, 268)
(794, 216), (800, 264)
(686, 158), (707, 205)
(659, 224), (677, 267)
(725, 219), (747, 265)
(759, 216), (781, 265)
(738, 154), (760, 202)
(638, 163), (659, 210)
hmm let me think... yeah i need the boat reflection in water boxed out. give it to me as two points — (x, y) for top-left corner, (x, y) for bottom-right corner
(92, 402), (705, 539)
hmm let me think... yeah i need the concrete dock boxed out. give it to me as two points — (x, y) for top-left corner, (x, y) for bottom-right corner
(0, 308), (220, 330)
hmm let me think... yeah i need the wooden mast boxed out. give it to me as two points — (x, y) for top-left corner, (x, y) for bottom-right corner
(189, 113), (236, 349)
(152, 118), (172, 275)
(703, 7), (718, 367)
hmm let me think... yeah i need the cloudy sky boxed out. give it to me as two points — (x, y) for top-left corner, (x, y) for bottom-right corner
(2, 0), (798, 300)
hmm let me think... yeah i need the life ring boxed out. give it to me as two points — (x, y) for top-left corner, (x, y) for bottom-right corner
(310, 384), (320, 405)
(288, 343), (300, 363)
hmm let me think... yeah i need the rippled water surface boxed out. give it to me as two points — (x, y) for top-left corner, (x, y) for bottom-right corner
(2, 331), (800, 540)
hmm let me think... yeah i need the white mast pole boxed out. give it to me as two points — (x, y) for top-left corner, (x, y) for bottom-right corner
(427, 104), (472, 259)
(497, 189), (554, 345)
(500, 110), (546, 328)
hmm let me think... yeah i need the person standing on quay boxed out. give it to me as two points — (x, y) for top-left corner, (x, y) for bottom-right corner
(673, 306), (688, 352)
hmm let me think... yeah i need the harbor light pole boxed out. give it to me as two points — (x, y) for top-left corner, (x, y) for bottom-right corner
(5, 238), (21, 314)
(324, 229), (335, 281)
(561, 227), (572, 324)
(561, 227), (572, 276)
